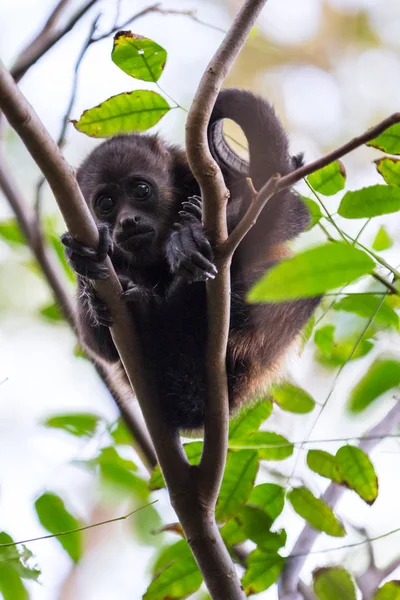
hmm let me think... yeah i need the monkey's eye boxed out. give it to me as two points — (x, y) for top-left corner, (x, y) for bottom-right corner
(132, 181), (151, 200)
(95, 196), (115, 215)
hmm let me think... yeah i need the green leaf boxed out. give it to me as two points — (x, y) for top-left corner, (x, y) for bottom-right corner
(248, 484), (285, 521)
(338, 185), (400, 219)
(236, 506), (286, 551)
(302, 197), (323, 229)
(348, 358), (400, 412)
(335, 445), (378, 504)
(333, 295), (399, 330)
(112, 32), (167, 83)
(144, 546), (202, 600)
(43, 412), (101, 437)
(109, 419), (134, 445)
(314, 325), (335, 356)
(307, 450), (343, 483)
(270, 382), (316, 413)
(288, 487), (346, 537)
(215, 450), (259, 521)
(34, 493), (82, 562)
(242, 550), (285, 595)
(39, 302), (64, 322)
(367, 123), (400, 154)
(375, 157), (400, 187)
(0, 219), (26, 246)
(372, 226), (393, 251)
(152, 540), (190, 576)
(313, 567), (356, 600)
(374, 581), (400, 599)
(0, 565), (28, 600)
(229, 399), (273, 439)
(219, 519), (247, 547)
(229, 432), (293, 460)
(149, 442), (203, 491)
(0, 532), (40, 582)
(248, 243), (374, 302)
(307, 161), (346, 196)
(73, 90), (170, 137)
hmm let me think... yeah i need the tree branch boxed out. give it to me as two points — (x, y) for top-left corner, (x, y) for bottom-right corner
(278, 401), (400, 599)
(186, 0), (268, 506)
(0, 152), (157, 470)
(10, 0), (100, 82)
(222, 112), (400, 259)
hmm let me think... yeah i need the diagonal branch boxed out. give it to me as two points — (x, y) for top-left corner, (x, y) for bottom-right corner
(278, 401), (400, 600)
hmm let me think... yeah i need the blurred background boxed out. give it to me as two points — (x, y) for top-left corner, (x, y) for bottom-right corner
(1, 0), (400, 598)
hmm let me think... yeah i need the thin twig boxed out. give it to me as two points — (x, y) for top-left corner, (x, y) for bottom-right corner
(10, 0), (100, 82)
(278, 401), (400, 599)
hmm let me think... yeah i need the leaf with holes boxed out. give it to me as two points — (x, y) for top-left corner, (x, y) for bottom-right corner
(307, 450), (343, 483)
(271, 382), (316, 413)
(34, 493), (82, 562)
(336, 445), (378, 504)
(0, 532), (40, 582)
(313, 567), (356, 600)
(307, 161), (346, 196)
(248, 483), (285, 521)
(367, 123), (400, 154)
(229, 432), (293, 460)
(73, 90), (170, 137)
(248, 243), (374, 302)
(375, 157), (400, 187)
(112, 32), (167, 83)
(215, 450), (259, 521)
(339, 185), (400, 219)
(229, 399), (273, 439)
(242, 550), (285, 595)
(348, 358), (400, 412)
(374, 581), (400, 599)
(43, 413), (101, 437)
(288, 487), (346, 537)
(333, 295), (399, 330)
(372, 226), (393, 251)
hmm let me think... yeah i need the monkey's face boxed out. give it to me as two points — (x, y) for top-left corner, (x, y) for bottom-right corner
(77, 135), (176, 266)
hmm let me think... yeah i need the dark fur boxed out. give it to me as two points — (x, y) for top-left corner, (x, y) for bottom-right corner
(63, 89), (320, 430)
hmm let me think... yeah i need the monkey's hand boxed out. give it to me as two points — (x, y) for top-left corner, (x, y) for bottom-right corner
(61, 224), (112, 280)
(166, 195), (217, 283)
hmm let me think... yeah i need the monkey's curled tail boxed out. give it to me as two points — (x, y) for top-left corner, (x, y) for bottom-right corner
(208, 88), (294, 190)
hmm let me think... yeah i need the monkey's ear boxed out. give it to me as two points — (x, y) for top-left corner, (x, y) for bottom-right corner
(170, 148), (199, 195)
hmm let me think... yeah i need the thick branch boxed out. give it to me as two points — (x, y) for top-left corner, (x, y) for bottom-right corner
(186, 0), (268, 508)
(278, 401), (400, 599)
(0, 153), (157, 470)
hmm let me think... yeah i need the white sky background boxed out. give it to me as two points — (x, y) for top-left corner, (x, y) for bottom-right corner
(1, 0), (400, 599)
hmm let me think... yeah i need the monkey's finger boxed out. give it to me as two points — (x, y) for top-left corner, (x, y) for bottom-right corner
(187, 195), (203, 209)
(181, 202), (202, 220)
(178, 211), (198, 224)
(190, 228), (214, 261)
(190, 252), (218, 275)
(69, 259), (109, 280)
(61, 233), (99, 258)
(97, 223), (114, 259)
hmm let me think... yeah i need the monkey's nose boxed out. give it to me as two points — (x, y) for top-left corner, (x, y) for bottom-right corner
(120, 216), (141, 232)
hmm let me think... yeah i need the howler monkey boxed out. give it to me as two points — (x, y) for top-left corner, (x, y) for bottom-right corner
(62, 89), (320, 430)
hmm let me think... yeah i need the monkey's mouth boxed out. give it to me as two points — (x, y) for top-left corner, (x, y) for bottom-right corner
(117, 229), (155, 249)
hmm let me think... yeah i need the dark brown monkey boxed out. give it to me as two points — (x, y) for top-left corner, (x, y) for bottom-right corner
(62, 89), (320, 429)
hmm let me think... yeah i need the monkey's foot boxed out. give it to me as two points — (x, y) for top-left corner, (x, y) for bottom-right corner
(120, 280), (157, 304)
(61, 223), (112, 280)
(166, 219), (217, 283)
(82, 281), (113, 327)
